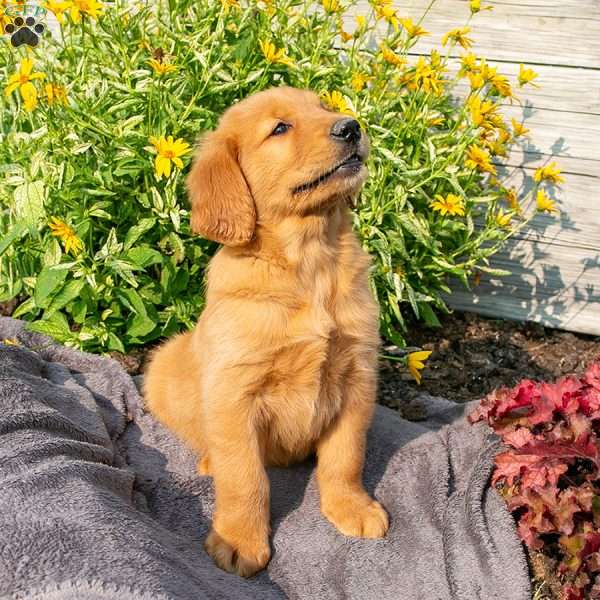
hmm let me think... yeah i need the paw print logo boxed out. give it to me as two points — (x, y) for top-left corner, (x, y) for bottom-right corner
(4, 16), (45, 47)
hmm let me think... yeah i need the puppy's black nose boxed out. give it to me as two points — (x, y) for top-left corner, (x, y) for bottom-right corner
(330, 118), (361, 144)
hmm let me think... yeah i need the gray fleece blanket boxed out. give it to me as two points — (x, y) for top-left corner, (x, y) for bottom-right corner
(0, 316), (531, 600)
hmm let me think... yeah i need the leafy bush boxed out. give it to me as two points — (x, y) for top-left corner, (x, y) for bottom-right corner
(0, 0), (559, 353)
(470, 361), (600, 600)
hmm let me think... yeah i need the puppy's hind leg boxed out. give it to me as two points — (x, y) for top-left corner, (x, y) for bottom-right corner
(143, 332), (206, 457)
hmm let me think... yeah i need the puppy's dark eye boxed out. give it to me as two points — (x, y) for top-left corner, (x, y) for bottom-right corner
(271, 122), (291, 136)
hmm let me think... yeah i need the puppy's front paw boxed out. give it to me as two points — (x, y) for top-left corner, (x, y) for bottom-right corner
(205, 528), (270, 577)
(322, 493), (389, 538)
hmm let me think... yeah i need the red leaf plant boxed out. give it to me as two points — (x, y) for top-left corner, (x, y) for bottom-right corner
(470, 359), (600, 599)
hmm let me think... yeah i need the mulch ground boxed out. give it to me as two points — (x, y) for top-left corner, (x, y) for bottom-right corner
(379, 311), (600, 421)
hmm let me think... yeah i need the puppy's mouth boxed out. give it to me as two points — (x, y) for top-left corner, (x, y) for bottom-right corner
(292, 153), (365, 195)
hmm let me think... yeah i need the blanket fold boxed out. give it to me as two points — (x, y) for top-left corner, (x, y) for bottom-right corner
(0, 317), (530, 600)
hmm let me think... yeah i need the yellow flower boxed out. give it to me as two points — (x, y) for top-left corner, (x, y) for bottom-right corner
(465, 144), (496, 174)
(431, 193), (465, 217)
(470, 0), (492, 13)
(468, 72), (484, 89)
(351, 72), (370, 92)
(69, 0), (103, 23)
(518, 63), (539, 87)
(21, 83), (38, 112)
(1, 338), (19, 346)
(495, 210), (512, 228)
(467, 96), (502, 130)
(478, 59), (494, 82)
(459, 52), (478, 75)
(379, 43), (405, 67)
(149, 135), (191, 179)
(322, 0), (341, 13)
(355, 14), (366, 31)
(148, 58), (177, 75)
(407, 350), (432, 385)
(408, 56), (444, 95)
(257, 0), (275, 15)
(219, 0), (239, 11)
(259, 40), (294, 66)
(340, 28), (353, 42)
(511, 118), (529, 137)
(442, 27), (473, 50)
(400, 17), (429, 38)
(44, 83), (68, 105)
(533, 162), (565, 185)
(427, 112), (444, 126)
(486, 138), (507, 158)
(43, 0), (71, 23)
(373, 0), (399, 31)
(429, 49), (443, 69)
(49, 217), (84, 255)
(505, 187), (520, 212)
(5, 58), (45, 97)
(498, 128), (510, 144)
(321, 90), (354, 115)
(490, 72), (513, 98)
(536, 189), (558, 213)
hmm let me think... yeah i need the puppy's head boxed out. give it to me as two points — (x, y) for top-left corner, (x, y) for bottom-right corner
(187, 86), (369, 246)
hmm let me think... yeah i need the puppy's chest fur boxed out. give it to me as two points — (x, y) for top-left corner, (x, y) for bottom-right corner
(255, 237), (379, 463)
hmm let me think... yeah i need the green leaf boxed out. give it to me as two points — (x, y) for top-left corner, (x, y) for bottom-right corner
(400, 212), (430, 246)
(127, 314), (157, 338)
(124, 217), (157, 250)
(34, 266), (69, 309)
(71, 299), (87, 323)
(43, 238), (63, 267)
(14, 181), (46, 227)
(418, 302), (441, 327)
(117, 288), (148, 316)
(125, 246), (163, 268)
(107, 332), (125, 353)
(26, 319), (72, 343)
(12, 297), (36, 319)
(0, 222), (27, 257)
(477, 265), (512, 277)
(46, 279), (85, 315)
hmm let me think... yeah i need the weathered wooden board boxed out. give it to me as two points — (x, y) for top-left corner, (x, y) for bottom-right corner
(358, 0), (600, 68)
(446, 241), (600, 335)
(351, 0), (600, 334)
(493, 169), (600, 249)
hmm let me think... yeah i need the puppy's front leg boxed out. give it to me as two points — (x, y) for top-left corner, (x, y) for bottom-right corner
(203, 390), (270, 577)
(316, 362), (389, 538)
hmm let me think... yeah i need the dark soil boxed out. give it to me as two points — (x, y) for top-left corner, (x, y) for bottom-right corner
(378, 311), (600, 421)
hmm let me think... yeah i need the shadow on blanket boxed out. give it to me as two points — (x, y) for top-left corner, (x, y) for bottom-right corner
(0, 317), (531, 600)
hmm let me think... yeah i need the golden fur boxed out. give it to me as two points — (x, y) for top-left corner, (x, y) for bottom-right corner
(144, 86), (388, 577)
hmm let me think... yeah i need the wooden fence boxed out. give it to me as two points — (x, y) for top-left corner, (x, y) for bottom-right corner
(355, 0), (600, 335)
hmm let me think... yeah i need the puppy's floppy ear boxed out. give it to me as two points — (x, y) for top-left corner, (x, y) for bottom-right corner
(187, 132), (256, 246)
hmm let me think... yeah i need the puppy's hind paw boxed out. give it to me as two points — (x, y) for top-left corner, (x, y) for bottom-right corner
(204, 528), (270, 577)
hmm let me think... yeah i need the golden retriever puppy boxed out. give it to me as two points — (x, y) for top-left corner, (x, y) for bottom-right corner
(144, 86), (388, 577)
